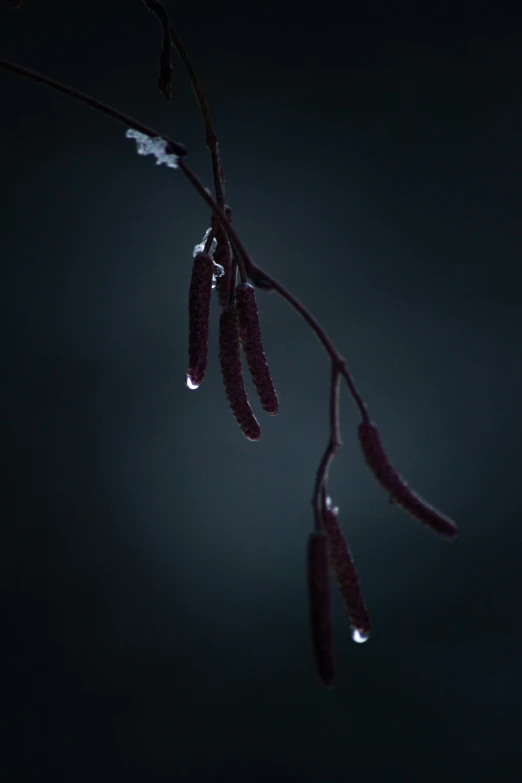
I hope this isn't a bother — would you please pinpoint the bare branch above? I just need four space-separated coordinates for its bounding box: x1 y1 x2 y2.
0 58 187 157
141 0 174 102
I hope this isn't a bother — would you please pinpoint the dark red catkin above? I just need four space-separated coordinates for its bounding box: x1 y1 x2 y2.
322 506 370 642
219 302 261 441
235 282 279 415
358 422 458 540
307 531 335 687
186 251 214 390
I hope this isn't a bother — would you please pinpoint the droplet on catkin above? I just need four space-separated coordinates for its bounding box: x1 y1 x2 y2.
185 374 199 390
212 262 224 289
186 252 214 390
351 627 370 644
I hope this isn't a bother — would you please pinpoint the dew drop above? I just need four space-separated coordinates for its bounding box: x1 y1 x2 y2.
212 262 224 289
185 374 199 390
351 627 370 644
325 496 339 515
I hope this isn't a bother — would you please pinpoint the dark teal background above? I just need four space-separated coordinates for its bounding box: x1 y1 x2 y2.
2 2 522 781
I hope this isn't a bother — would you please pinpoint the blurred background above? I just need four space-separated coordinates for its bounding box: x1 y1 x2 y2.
2 1 521 780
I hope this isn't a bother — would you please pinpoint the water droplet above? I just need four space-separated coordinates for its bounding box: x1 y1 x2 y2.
351 627 370 644
193 228 217 258
185 374 199 390
325 496 339 515
212 262 224 289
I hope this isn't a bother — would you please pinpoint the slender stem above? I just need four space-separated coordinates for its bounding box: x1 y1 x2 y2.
258 274 369 423
0 58 187 158
167 21 225 210
140 0 226 208
312 363 342 532
176 159 246 283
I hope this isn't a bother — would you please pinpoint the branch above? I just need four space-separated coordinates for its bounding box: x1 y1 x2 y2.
313 362 342 532
0 58 187 158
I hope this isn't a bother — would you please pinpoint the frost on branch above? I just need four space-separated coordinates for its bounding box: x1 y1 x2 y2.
125 128 179 169
193 227 217 259
192 227 224 289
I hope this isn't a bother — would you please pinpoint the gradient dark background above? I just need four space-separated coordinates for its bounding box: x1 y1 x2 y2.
2 2 522 781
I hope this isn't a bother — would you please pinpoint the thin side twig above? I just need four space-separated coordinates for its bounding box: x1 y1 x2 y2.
141 0 174 101
312 362 342 532
167 19 225 211
0 58 187 157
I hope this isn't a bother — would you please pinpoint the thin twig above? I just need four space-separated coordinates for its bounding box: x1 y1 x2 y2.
167 18 225 209
141 0 225 208
312 363 342 532
0 58 187 157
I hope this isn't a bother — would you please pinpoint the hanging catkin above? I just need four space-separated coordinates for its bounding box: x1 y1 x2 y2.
214 207 233 309
358 422 458 540
186 251 213 389
307 530 334 686
236 282 279 415
219 302 261 440
322 507 370 639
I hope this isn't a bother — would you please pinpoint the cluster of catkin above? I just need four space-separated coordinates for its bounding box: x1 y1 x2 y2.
307 426 458 687
186 219 278 439
186 222 458 689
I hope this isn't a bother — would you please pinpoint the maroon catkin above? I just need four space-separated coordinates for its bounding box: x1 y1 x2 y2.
358 422 458 540
186 251 214 389
219 303 261 441
307 531 334 687
235 283 279 415
322 509 370 637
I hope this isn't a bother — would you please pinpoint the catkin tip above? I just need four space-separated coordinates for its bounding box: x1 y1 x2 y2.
322 509 371 639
